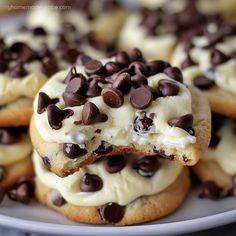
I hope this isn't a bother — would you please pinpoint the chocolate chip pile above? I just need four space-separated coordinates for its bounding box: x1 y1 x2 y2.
0 176 35 205
140 0 220 37
37 49 195 162
0 24 116 78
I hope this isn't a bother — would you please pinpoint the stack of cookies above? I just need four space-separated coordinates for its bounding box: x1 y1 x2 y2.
1 0 236 226
30 48 211 225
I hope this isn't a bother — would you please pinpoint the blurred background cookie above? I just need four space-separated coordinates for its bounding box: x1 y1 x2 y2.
172 21 236 117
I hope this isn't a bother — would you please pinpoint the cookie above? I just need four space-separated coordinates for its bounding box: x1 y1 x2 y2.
0 127 33 190
1 21 117 126
30 49 211 177
26 0 127 44
118 1 220 61
172 22 236 117
137 0 236 20
193 114 236 199
34 151 191 225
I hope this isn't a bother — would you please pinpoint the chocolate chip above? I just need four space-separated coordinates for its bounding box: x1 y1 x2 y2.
47 105 74 130
134 112 154 133
157 79 179 97
99 202 125 224
131 74 148 87
0 188 5 204
82 102 107 125
10 42 36 63
84 59 103 75
64 67 77 84
65 76 87 94
63 143 87 159
9 183 31 204
42 57 59 77
181 54 196 69
94 141 113 156
37 92 59 114
80 173 103 192
130 86 153 109
102 88 124 108
9 61 27 78
163 67 183 83
76 54 92 65
115 51 130 68
63 92 87 107
0 167 5 182
17 176 34 195
43 156 51 170
8 189 17 201
112 72 131 95
133 156 161 177
0 128 19 144
199 181 222 200
193 75 215 90
168 114 194 133
86 79 102 97
104 155 126 174
147 60 170 76
51 190 66 207
211 49 229 66
130 48 145 63
63 47 80 63
105 62 120 76
129 61 148 76
32 27 47 36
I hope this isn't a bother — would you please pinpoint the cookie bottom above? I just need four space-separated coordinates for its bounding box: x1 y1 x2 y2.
0 156 34 190
0 98 32 127
205 88 236 118
35 168 190 225
193 160 233 192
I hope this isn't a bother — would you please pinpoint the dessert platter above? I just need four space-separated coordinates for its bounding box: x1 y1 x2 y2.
0 0 236 235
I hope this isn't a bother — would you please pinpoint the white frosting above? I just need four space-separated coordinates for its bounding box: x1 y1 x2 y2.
118 14 176 61
33 58 196 154
0 134 32 166
0 72 47 106
172 25 236 96
203 120 236 176
33 151 183 206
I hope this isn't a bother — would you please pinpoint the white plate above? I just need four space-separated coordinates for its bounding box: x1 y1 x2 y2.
0 186 236 236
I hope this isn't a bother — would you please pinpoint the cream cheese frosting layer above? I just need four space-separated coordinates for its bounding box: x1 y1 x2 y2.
203 120 236 176
0 134 32 166
33 59 196 151
172 23 236 96
33 151 183 206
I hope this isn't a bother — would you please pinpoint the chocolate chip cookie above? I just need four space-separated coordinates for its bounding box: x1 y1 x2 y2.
30 49 211 177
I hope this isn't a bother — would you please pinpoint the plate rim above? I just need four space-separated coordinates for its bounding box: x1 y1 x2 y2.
0 209 236 235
